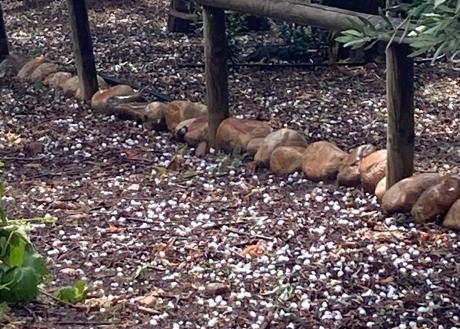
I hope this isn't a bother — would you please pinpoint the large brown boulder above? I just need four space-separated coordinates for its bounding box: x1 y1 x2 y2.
43 72 72 88
359 149 387 192
143 102 167 131
255 128 307 166
375 177 387 201
411 176 460 223
270 146 306 176
17 55 46 80
443 199 460 230
163 101 208 131
382 173 442 214
246 138 265 155
302 141 347 181
30 62 59 82
216 118 273 154
91 85 135 112
61 75 108 97
185 117 208 146
337 144 376 187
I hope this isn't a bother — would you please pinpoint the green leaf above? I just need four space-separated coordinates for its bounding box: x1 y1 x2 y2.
0 267 40 303
23 251 48 281
56 280 88 304
434 0 447 8
6 235 26 268
183 169 198 179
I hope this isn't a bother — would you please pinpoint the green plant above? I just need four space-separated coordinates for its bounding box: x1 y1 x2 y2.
336 0 460 62
280 23 330 60
0 161 49 304
56 280 88 304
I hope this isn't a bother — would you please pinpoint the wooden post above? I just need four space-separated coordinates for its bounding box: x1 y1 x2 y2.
67 0 98 101
386 43 414 189
0 2 9 62
167 0 194 33
203 6 229 146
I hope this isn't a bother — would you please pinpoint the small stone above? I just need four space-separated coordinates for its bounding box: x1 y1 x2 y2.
204 282 231 297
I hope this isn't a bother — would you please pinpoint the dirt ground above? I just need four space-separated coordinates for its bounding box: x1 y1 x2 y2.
1 0 460 328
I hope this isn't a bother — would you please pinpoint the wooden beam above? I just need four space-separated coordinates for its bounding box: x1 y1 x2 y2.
67 0 98 101
386 43 414 188
197 0 394 33
0 2 9 62
203 6 229 147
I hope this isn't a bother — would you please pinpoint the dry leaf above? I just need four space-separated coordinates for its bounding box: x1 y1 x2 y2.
240 243 266 258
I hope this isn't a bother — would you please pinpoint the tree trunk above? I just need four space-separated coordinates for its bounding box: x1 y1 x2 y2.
0 3 8 62
203 6 229 147
67 0 98 101
386 43 415 188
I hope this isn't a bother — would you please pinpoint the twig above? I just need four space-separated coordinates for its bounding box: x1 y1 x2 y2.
39 288 87 310
134 305 161 315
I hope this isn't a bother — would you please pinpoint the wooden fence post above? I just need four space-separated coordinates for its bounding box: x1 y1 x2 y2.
0 3 9 62
167 0 194 33
67 0 98 101
203 6 229 147
386 43 414 188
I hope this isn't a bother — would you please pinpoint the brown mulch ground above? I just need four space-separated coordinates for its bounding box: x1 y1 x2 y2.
1 0 460 328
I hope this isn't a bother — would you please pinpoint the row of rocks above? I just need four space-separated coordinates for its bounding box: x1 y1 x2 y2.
8 54 460 231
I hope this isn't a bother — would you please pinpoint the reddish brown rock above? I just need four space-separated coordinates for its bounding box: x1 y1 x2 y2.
164 101 207 131
255 128 307 166
30 62 59 82
143 102 167 131
43 72 72 88
302 141 347 182
411 176 460 223
443 199 460 230
91 85 135 112
62 75 108 97
360 149 387 192
185 117 208 146
382 173 443 214
337 144 376 187
269 146 306 176
375 177 387 201
216 118 273 154
246 138 265 155
17 55 46 79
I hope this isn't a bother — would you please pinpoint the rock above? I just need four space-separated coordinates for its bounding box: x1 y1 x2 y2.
174 118 197 140
360 149 387 192
23 141 44 156
269 146 305 176
254 128 307 166
0 54 28 78
91 85 134 112
61 76 80 96
30 62 59 82
246 138 265 155
443 199 460 230
164 101 208 131
411 176 460 223
195 141 208 157
302 141 347 181
216 118 273 154
62 75 108 97
43 72 72 88
204 282 231 297
110 102 149 121
375 177 387 201
382 173 443 214
185 117 208 146
17 55 46 79
143 102 167 131
337 144 376 187
75 76 109 100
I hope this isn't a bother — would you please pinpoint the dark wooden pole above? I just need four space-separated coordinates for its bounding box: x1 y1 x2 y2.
167 0 194 33
386 43 414 188
67 0 98 101
203 6 229 147
0 3 9 62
